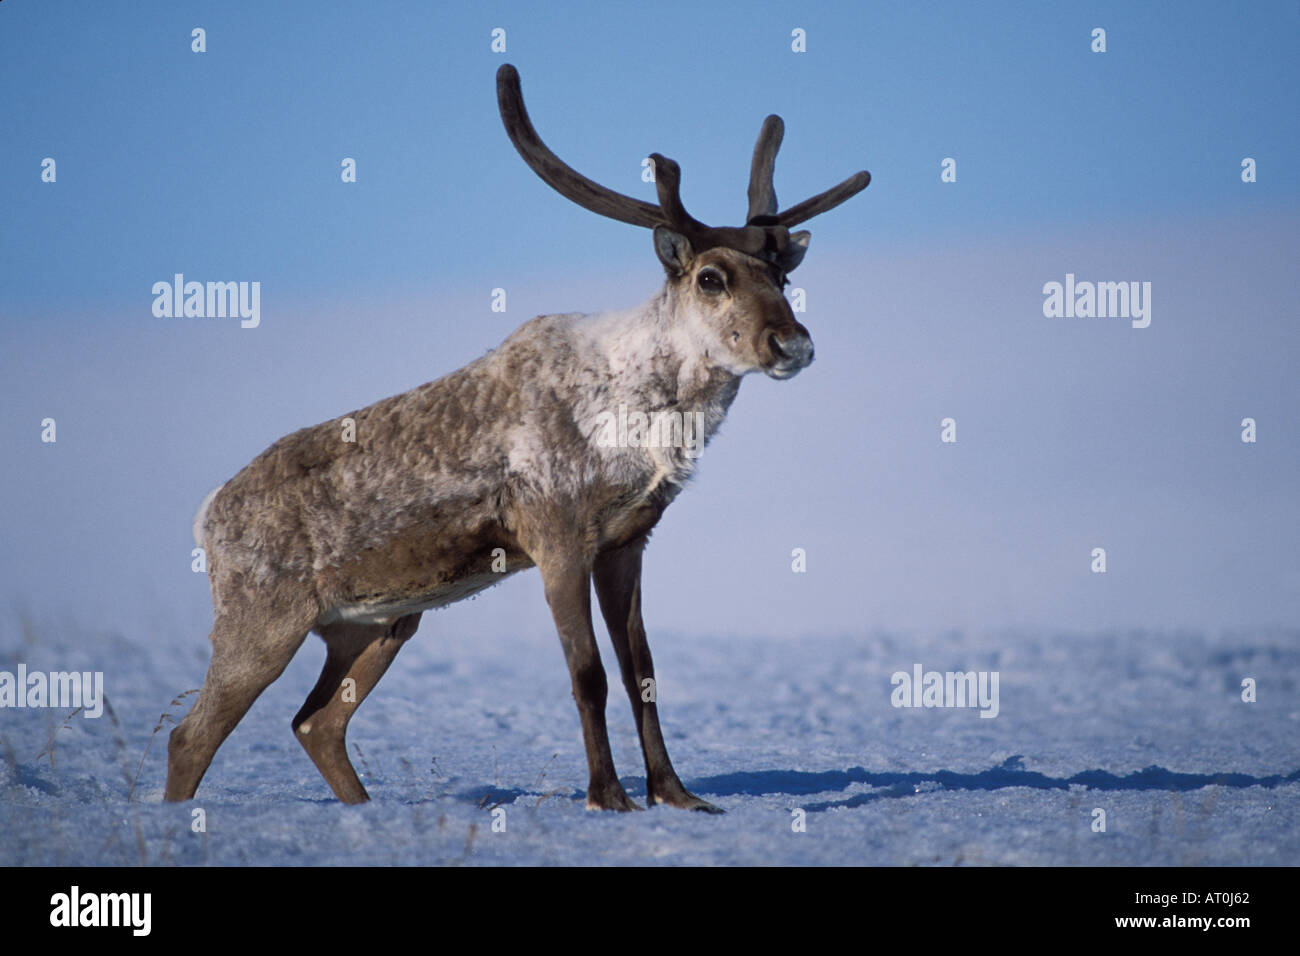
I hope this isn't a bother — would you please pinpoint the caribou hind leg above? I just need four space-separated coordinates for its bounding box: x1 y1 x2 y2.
292 614 421 804
165 601 315 801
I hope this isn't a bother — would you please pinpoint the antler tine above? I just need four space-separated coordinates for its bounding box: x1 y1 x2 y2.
649 153 709 237
746 115 784 224
496 64 663 228
776 170 872 228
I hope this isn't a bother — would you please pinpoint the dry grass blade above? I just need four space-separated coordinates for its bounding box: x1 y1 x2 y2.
35 706 83 768
129 689 198 802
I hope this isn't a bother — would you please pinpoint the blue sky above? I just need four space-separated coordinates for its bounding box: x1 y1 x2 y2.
1 1 1297 643
4 0 1294 307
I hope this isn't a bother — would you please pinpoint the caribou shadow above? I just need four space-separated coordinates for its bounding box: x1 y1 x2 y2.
686 755 1300 812
449 756 1299 812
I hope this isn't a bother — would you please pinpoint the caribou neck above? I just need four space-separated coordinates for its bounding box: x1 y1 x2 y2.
587 283 742 424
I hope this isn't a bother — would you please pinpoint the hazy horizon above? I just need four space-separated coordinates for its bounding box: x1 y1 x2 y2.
2 1 1297 649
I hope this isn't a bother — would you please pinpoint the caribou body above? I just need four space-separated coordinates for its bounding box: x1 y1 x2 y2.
165 65 869 811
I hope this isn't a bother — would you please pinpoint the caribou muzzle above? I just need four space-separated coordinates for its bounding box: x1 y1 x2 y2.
762 325 815 379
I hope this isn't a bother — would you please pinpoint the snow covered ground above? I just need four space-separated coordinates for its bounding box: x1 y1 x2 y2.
2 618 1296 866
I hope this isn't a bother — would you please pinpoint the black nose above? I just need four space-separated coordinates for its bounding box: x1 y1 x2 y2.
770 332 814 367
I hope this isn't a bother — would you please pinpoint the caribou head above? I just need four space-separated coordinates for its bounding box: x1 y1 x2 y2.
496 64 870 381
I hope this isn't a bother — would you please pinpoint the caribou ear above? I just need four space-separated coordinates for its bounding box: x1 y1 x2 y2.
780 230 811 273
653 226 694 276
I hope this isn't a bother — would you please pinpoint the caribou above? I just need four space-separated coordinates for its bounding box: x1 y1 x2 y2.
165 64 870 812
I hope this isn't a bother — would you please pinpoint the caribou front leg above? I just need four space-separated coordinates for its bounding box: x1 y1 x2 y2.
593 538 723 813
534 546 642 811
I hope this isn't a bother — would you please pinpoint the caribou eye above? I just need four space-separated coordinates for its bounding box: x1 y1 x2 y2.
697 268 726 294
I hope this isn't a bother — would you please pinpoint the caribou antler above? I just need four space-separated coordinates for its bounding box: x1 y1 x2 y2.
497 64 661 228
497 63 870 269
747 115 784 224
775 170 873 228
